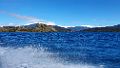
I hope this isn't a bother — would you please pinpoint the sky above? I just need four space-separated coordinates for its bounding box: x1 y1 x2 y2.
0 0 120 27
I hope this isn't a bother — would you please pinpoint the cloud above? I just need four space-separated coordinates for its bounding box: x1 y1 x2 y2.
0 10 40 23
0 10 56 25
58 25 75 28
8 23 14 26
9 13 42 23
81 25 103 28
10 13 56 25
46 21 56 25
81 25 94 28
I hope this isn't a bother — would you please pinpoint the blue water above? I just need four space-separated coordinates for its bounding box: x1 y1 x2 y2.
0 32 120 68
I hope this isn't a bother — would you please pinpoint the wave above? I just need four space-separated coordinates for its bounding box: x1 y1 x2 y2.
0 46 102 68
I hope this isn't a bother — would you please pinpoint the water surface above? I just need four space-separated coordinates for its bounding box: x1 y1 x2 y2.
0 32 120 68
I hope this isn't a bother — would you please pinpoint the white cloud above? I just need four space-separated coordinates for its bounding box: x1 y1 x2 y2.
0 10 56 25
8 23 14 26
9 13 41 23
81 25 95 28
46 21 56 25
9 13 57 25
59 25 103 28
59 25 75 28
81 25 103 28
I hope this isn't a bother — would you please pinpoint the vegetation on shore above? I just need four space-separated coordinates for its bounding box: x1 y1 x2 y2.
0 23 120 32
83 25 120 32
0 23 72 32
0 23 57 32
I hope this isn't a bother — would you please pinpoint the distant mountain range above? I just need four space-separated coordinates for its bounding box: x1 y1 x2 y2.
0 23 120 32
23 23 91 32
67 26 89 32
83 24 120 32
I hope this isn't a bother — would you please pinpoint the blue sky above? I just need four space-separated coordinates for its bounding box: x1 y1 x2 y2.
0 0 120 26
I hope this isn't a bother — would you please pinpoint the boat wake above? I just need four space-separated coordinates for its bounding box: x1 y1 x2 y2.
0 46 101 68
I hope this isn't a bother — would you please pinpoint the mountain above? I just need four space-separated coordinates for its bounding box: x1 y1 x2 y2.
24 23 71 32
52 25 71 32
67 26 89 32
82 24 120 32
0 23 57 32
1 23 120 32
113 24 120 28
0 23 72 32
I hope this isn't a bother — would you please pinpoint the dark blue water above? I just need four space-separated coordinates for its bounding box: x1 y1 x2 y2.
0 32 120 68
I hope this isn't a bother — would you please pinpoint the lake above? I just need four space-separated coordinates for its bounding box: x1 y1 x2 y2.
0 32 120 68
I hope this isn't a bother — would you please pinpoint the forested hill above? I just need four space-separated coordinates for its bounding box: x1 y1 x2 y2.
0 23 120 32
0 23 56 32
82 24 120 32
0 23 72 32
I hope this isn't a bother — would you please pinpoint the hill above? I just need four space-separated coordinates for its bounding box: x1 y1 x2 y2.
82 24 120 32
0 23 57 32
1 23 120 32
67 26 89 32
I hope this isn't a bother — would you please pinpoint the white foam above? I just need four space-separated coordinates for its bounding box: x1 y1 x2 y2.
0 46 99 68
